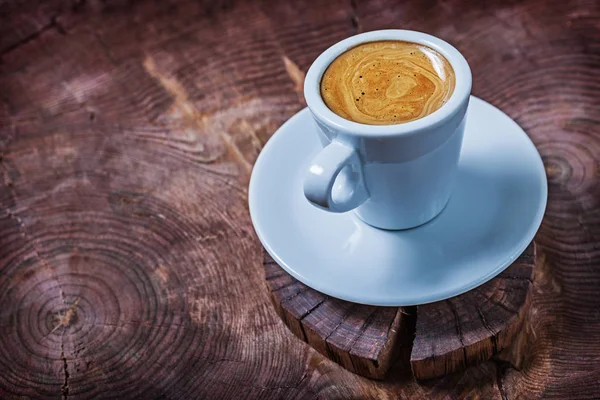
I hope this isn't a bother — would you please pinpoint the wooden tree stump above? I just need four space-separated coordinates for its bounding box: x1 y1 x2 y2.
3 0 600 397
265 242 536 380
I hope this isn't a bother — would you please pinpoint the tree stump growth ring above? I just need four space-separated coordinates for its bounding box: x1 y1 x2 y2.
264 242 536 380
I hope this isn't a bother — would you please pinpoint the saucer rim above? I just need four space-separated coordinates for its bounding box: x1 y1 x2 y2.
249 96 547 306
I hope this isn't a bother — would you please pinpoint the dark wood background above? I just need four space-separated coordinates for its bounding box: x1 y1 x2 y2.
1 0 599 398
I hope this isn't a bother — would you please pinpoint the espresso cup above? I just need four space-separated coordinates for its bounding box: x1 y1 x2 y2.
303 30 472 230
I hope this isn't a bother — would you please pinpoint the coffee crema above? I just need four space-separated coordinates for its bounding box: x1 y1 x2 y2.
320 41 455 125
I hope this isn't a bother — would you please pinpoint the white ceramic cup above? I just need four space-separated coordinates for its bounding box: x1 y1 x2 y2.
303 30 472 230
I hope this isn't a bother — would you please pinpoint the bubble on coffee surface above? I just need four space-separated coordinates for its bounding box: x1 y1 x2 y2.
320 41 455 125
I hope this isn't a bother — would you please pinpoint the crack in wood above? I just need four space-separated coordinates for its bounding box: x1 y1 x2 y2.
50 298 81 335
447 300 468 367
263 257 279 267
280 286 311 304
1 16 64 57
299 298 326 322
400 306 417 353
0 166 74 366
268 239 534 381
324 305 356 343
271 279 302 293
475 303 498 354
264 269 289 280
60 343 70 399
347 308 378 355
0 0 577 395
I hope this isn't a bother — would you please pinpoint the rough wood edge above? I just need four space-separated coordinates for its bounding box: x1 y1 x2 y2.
410 243 536 380
265 242 536 381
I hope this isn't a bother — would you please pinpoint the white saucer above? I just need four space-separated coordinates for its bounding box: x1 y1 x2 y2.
249 96 547 306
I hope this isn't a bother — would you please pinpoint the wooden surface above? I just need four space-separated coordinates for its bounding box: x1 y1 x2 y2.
265 252 412 381
411 243 535 380
1 0 599 398
266 243 535 381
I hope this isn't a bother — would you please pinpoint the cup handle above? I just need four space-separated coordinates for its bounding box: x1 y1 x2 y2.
303 141 369 212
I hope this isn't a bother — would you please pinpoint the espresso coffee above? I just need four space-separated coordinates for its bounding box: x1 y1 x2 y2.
320 41 455 125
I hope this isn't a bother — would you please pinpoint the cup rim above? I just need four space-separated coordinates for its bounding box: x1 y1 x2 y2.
304 29 472 137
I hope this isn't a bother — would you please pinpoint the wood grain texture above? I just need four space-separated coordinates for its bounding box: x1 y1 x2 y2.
411 243 535 380
265 252 412 380
1 0 599 398
265 243 535 381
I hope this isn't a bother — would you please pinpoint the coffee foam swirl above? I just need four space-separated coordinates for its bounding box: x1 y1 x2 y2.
320 41 455 125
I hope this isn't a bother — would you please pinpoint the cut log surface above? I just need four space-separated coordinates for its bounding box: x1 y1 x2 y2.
265 252 412 380
411 243 535 380
266 243 535 381
1 0 600 399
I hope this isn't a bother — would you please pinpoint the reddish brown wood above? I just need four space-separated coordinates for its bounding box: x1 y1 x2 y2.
411 243 535 380
266 243 535 381
1 0 599 398
265 252 413 380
